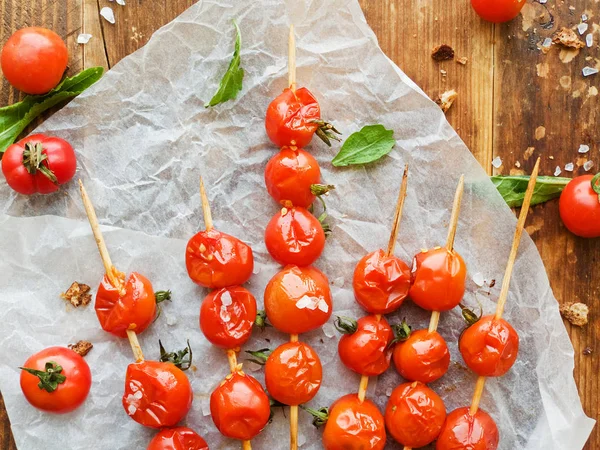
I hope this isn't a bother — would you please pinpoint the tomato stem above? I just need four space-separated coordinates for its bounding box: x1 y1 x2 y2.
155 290 172 304
334 316 358 334
22 142 58 184
310 119 342 147
300 405 329 428
459 302 482 326
310 184 335 197
390 319 412 345
254 310 270 329
20 361 66 393
244 348 271 365
158 339 193 370
591 172 600 203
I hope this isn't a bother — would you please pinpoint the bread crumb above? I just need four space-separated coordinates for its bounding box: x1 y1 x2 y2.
60 282 92 307
435 89 458 113
68 340 93 357
559 302 589 327
431 44 455 61
552 27 585 49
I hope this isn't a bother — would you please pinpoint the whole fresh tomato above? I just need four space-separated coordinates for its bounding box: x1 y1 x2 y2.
200 286 257 349
471 0 526 23
264 265 332 334
409 247 467 311
459 315 519 377
210 372 270 441
352 249 411 315
322 394 386 450
385 381 446 448
436 407 499 450
337 315 393 376
147 427 208 450
265 206 325 266
20 346 91 414
185 228 254 288
1 27 68 94
393 329 450 383
2 134 76 195
123 360 193 428
265 341 322 405
559 174 600 238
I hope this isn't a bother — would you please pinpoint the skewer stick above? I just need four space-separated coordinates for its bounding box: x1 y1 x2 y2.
227 349 238 373
288 25 296 92
357 375 369 403
403 447 411 450
290 404 299 450
385 164 409 257
126 329 145 362
242 441 252 450
199 177 213 231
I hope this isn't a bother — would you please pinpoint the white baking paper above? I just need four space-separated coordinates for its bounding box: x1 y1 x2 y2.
0 0 595 449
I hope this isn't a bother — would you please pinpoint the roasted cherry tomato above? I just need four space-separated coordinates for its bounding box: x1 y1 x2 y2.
1 27 68 94
459 315 519 377
338 315 393 376
20 346 91 414
210 372 270 441
264 265 332 334
2 134 76 195
147 427 209 450
352 249 411 315
123 360 192 428
322 394 386 450
185 228 253 288
471 0 526 24
385 381 446 448
436 407 499 450
409 247 467 311
200 286 257 349
559 174 600 238
393 329 450 383
265 206 325 266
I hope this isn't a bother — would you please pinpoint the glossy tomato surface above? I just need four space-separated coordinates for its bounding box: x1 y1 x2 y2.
210 372 270 440
322 394 386 450
264 265 332 334
352 249 411 315
436 407 499 450
409 247 467 311
459 315 519 377
559 174 600 238
393 329 450 383
385 382 446 448
147 427 208 450
123 361 193 428
471 0 526 23
20 346 91 414
185 229 253 288
200 286 257 349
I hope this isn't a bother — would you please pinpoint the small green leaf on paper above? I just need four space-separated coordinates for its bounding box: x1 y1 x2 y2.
332 124 395 167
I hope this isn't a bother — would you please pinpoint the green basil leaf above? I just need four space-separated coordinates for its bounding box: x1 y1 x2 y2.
332 124 395 167
592 173 600 201
491 175 571 208
205 21 244 108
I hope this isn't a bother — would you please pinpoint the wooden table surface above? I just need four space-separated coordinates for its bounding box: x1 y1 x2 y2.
1 0 598 448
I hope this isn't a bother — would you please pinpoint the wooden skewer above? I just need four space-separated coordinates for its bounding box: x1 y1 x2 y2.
126 329 144 362
385 164 409 257
289 332 299 450
242 441 252 450
199 176 213 231
288 25 296 92
227 349 238 373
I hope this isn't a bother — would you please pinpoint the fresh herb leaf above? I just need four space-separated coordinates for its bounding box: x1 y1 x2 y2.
205 21 244 108
332 124 395 167
491 175 571 208
592 173 600 201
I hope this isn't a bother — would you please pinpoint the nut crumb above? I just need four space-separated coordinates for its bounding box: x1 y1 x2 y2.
435 89 458 113
431 44 455 61
68 340 93 357
559 302 589 327
61 282 92 307
552 27 585 49
456 56 468 65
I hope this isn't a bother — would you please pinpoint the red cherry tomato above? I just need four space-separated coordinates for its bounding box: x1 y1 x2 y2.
2 134 76 195
436 407 499 450
459 315 519 377
352 249 411 315
210 372 270 441
322 394 386 450
265 341 322 405
1 27 68 94
147 427 209 450
264 265 332 334
95 271 156 338
200 286 257 349
338 315 393 376
385 381 446 448
409 247 467 311
393 329 450 383
471 0 526 23
559 174 600 238
20 346 91 414
123 360 193 428
185 228 254 288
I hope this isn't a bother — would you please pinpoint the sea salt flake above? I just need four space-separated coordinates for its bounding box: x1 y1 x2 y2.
100 7 115 24
584 160 594 171
252 265 261 274
201 397 211 417
166 314 177 326
386 387 393 396
492 156 503 168
565 162 575 172
472 272 485 287
582 13 588 21
577 23 588 35
554 166 562 176
221 291 233 307
542 37 552 48
582 67 599 77
77 33 92 44
129 382 139 392
298 433 307 447
219 306 231 323
127 404 136 415
322 322 336 338
317 300 330 313
578 144 590 154
296 295 314 309
133 391 142 400
116 0 126 4
586 34 593 47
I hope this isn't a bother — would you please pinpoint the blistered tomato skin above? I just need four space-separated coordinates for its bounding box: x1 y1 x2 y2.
352 249 411 315
185 229 254 288
436 407 499 450
471 0 526 24
322 394 386 450
559 174 600 238
200 286 257 349
459 315 519 377
147 427 209 450
393 329 450 383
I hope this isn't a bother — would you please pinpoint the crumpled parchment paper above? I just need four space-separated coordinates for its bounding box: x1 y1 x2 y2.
0 0 595 449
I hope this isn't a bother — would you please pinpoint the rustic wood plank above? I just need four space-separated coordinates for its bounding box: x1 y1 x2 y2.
82 0 109 70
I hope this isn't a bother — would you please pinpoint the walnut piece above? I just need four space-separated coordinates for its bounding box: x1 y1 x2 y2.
552 27 585 49
61 282 92 307
431 44 455 61
559 302 589 327
435 89 458 113
68 340 93 357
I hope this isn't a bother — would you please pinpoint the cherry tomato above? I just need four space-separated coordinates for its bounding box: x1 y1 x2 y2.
471 0 526 24
338 315 393 376
2 134 76 195
559 174 600 238
385 381 446 448
147 427 209 450
322 394 386 450
95 271 156 338
436 407 499 450
123 360 193 428
409 247 467 311
210 372 270 441
264 265 332 334
459 315 519 377
393 329 450 383
352 249 411 315
1 27 68 94
20 346 91 414
185 228 254 288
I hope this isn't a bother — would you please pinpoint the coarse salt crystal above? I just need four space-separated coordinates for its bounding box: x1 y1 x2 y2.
252 265 261 274
219 306 231 323
77 33 92 44
586 34 593 48
298 433 307 447
129 382 139 392
565 162 575 172
542 37 553 48
554 166 562 176
578 23 588 35
201 397 211 416
472 272 485 287
386 387 393 396
133 390 142 400
333 277 344 287
578 144 590 154
100 7 115 23
127 404 136 415
116 0 126 4
296 295 314 310
582 67 599 77
166 314 177 326
582 13 588 21
317 300 329 313
492 156 502 168
322 322 336 338
220 291 233 307
584 160 595 171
